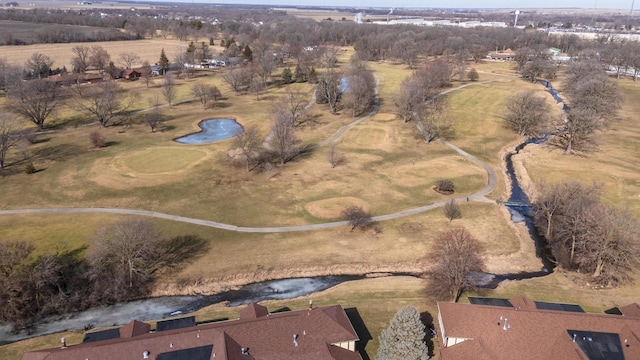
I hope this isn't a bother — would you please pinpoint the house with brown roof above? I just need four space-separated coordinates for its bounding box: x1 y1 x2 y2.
45 73 105 86
437 296 640 360
487 48 515 61
123 69 142 80
22 303 362 360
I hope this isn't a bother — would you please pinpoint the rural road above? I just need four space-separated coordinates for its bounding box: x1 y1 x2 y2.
0 80 499 233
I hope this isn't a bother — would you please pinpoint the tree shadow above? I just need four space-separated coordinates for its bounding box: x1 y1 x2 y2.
32 143 85 162
270 306 292 314
420 311 436 358
159 235 211 269
212 102 231 109
345 307 372 360
104 141 120 147
160 124 176 132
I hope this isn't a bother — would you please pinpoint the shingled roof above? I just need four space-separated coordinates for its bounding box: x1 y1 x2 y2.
437 296 640 360
22 304 361 360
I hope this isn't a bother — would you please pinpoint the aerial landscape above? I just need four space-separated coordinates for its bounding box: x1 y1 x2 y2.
0 0 639 359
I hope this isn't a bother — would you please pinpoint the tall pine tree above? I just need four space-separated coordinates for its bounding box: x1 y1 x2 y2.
376 306 428 360
158 48 169 74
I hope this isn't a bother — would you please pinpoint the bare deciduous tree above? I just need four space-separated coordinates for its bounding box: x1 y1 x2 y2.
552 108 600 154
7 79 61 130
341 205 372 232
415 97 453 143
426 227 484 302
71 45 90 73
89 130 106 148
316 69 341 114
395 77 424 123
88 219 163 289
162 72 177 107
231 126 262 171
140 61 153 88
270 109 298 164
343 59 376 117
327 143 344 168
190 83 222 109
533 181 640 286
0 115 20 169
24 52 53 79
74 79 137 127
118 52 140 69
222 67 252 94
89 46 111 72
145 96 164 132
444 199 462 222
273 86 310 127
504 91 551 137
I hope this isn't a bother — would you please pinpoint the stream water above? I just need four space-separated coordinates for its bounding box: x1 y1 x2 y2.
0 276 364 343
468 80 565 287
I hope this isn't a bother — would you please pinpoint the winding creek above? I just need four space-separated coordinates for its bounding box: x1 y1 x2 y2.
1 80 567 343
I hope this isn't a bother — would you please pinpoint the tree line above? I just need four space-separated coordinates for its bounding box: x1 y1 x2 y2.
0 219 208 333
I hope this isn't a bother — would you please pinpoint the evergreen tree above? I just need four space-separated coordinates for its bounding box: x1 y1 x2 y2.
243 45 253 61
293 64 305 83
158 48 169 74
209 37 215 46
281 67 293 84
376 306 429 360
308 66 318 83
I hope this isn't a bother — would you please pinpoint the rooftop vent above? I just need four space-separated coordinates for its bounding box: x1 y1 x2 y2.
293 334 299 347
241 347 249 356
143 350 150 359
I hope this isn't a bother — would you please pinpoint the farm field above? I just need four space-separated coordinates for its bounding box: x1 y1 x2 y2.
0 38 213 70
1 39 640 360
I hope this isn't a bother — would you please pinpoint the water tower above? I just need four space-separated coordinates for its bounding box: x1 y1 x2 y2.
514 10 521 27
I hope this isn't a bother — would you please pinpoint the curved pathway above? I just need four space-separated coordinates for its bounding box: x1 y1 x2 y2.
0 80 501 233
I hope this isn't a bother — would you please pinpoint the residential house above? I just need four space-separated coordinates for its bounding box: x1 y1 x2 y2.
488 48 516 61
123 69 141 80
45 73 105 86
437 295 640 360
22 303 362 360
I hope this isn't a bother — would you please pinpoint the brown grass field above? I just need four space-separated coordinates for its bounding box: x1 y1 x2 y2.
0 39 222 71
1 43 640 359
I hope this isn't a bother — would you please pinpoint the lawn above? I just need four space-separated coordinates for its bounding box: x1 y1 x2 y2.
519 78 640 216
2 54 639 359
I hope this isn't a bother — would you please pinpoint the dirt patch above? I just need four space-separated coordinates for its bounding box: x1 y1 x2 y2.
397 222 426 234
305 197 369 219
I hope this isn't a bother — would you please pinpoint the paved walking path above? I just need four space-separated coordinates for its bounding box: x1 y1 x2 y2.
0 80 500 233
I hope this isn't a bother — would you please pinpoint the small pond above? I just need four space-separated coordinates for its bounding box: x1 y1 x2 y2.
175 119 243 144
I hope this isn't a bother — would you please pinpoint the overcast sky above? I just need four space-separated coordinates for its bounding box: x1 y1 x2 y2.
205 0 635 10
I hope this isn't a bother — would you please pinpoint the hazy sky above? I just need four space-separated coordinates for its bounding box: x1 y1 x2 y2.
206 0 636 10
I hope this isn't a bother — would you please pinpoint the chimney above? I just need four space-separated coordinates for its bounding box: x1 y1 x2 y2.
309 299 313 310
60 337 67 348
